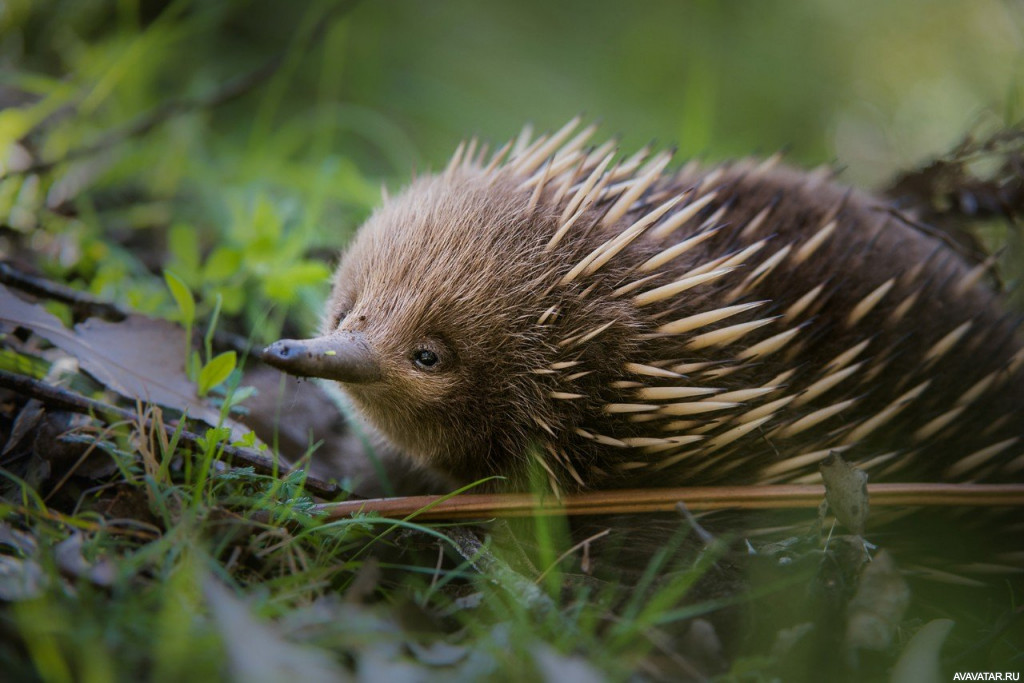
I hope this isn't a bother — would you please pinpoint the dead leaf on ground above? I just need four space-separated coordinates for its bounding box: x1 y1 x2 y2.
846 550 911 656
889 618 954 683
54 533 117 587
0 556 47 601
0 523 37 556
203 576 351 683
407 640 467 667
532 643 608 683
3 357 78 460
0 282 242 433
820 451 870 535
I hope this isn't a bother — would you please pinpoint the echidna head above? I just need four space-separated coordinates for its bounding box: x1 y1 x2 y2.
263 165 609 485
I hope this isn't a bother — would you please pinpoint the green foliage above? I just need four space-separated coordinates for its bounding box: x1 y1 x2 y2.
163 269 194 329
197 351 236 396
0 0 384 346
0 431 356 681
0 348 50 379
163 269 236 396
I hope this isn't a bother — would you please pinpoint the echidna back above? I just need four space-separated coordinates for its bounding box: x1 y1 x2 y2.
579 159 1024 487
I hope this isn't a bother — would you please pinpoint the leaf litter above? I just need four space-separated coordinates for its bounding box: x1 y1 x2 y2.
0 282 245 434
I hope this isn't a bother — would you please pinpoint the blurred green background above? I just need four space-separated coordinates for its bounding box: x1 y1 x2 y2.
1 0 1022 335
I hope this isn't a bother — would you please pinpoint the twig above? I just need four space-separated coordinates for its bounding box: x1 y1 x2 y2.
312 483 1024 521
0 262 128 321
8 504 160 541
534 528 611 584
447 526 561 620
0 369 341 499
883 124 1024 237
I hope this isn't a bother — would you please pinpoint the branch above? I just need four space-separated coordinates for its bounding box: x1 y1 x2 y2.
0 369 341 499
0 262 130 321
883 123 1024 265
312 483 1024 521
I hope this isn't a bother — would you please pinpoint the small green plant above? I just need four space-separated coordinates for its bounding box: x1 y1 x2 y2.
163 269 236 398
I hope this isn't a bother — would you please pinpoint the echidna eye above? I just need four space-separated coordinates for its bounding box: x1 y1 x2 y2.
413 349 439 369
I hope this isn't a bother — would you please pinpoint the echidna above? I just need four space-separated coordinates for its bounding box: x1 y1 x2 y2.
262 118 1024 494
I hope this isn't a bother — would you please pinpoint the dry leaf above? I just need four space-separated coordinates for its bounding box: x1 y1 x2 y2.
820 451 870 535
532 644 608 683
0 556 47 601
54 533 116 587
846 550 911 655
203 576 350 683
889 618 954 683
0 282 236 431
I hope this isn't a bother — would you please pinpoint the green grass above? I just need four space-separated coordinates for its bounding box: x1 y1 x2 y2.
0 411 738 681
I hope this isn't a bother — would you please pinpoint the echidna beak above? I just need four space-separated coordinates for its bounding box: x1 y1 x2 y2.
260 331 381 384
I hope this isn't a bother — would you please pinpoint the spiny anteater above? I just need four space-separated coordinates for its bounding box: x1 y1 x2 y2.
262 118 1024 494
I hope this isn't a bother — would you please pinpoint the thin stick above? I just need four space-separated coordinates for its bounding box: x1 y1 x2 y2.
534 528 611 584
0 262 129 321
0 369 341 499
312 483 1024 521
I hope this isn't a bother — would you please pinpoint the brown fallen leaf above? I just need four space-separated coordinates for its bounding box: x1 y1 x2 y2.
203 576 351 683
845 550 911 656
889 618 954 683
54 533 116 587
3 356 78 459
0 282 239 432
0 556 47 601
820 451 870 535
532 643 608 683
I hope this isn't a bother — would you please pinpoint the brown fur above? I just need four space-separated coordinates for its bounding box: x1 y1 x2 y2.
323 123 1024 492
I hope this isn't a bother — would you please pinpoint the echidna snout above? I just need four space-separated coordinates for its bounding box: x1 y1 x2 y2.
262 119 1024 493
262 332 380 383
